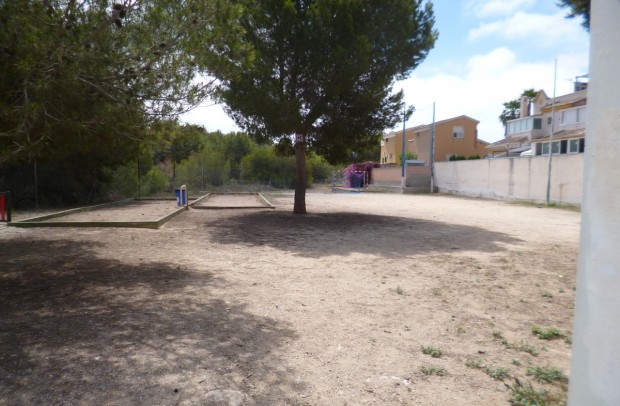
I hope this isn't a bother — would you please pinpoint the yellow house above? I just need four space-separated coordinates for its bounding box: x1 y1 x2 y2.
381 115 489 164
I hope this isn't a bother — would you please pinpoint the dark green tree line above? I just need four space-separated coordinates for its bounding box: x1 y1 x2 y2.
0 0 249 203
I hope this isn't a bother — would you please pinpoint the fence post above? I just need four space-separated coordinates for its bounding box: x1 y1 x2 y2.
0 192 11 222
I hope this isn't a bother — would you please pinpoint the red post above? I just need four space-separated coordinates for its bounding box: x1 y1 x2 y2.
0 194 4 221
0 192 10 222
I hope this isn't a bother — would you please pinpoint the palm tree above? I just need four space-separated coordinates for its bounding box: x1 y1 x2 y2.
521 88 537 116
499 99 520 126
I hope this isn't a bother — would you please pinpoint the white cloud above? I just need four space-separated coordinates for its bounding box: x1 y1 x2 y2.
394 47 589 143
468 11 585 46
466 0 535 18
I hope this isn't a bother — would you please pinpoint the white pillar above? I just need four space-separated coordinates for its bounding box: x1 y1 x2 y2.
568 1 620 404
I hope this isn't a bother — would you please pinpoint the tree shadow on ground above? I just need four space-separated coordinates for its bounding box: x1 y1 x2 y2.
203 211 522 258
0 239 301 405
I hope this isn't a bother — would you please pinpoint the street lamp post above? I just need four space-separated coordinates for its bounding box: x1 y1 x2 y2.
401 104 415 190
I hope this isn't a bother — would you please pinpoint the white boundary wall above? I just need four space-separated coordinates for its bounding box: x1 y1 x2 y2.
434 154 583 205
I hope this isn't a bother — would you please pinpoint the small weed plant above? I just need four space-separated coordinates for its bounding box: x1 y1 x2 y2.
532 326 565 340
540 291 553 298
420 366 446 376
485 366 510 380
421 346 443 358
465 359 484 369
505 379 565 406
502 339 538 356
526 366 568 384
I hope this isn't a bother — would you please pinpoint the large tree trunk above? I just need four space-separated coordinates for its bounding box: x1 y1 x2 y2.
293 133 307 214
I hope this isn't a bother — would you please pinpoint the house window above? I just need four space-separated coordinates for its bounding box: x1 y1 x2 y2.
560 140 568 154
579 138 585 153
453 126 464 138
551 141 560 154
535 143 543 155
533 118 542 130
542 142 550 155
547 117 552 125
569 139 579 153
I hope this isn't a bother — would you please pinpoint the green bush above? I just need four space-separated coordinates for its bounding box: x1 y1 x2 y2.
240 147 297 188
140 166 170 196
102 163 139 200
308 153 334 183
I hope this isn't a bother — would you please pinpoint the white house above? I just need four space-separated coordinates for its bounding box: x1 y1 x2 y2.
486 84 587 157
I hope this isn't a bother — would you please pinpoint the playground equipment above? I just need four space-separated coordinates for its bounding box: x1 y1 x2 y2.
0 192 11 222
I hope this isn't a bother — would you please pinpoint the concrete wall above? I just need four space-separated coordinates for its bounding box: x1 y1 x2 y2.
434 154 583 205
372 166 431 185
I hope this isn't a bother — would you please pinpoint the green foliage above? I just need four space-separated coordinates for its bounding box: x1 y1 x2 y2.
505 379 565 406
151 122 207 165
140 167 170 196
240 147 297 189
449 154 481 161
465 359 510 380
485 366 510 380
420 366 446 376
0 0 248 163
502 339 539 356
465 359 484 369
531 327 565 340
101 163 140 200
526 367 568 384
499 99 521 125
421 346 443 358
0 0 249 204
558 0 590 30
224 132 255 180
398 152 418 166
307 153 334 183
499 89 539 127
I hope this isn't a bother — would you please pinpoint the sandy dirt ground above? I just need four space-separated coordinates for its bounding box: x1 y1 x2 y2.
0 191 580 405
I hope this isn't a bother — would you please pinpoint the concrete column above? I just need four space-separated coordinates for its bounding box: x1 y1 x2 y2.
568 1 620 405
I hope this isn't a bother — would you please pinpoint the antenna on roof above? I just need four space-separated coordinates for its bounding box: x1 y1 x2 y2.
574 73 589 92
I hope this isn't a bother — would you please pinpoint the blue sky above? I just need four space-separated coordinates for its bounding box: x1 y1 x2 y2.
181 0 590 143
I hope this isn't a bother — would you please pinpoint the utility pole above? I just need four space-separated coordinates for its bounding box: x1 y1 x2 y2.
401 104 406 190
429 102 436 193
546 58 557 205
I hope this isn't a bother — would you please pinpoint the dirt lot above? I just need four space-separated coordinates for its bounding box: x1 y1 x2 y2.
0 191 580 405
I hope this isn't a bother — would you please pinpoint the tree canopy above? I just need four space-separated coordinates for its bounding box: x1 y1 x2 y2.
558 0 590 31
215 0 438 213
0 0 249 164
